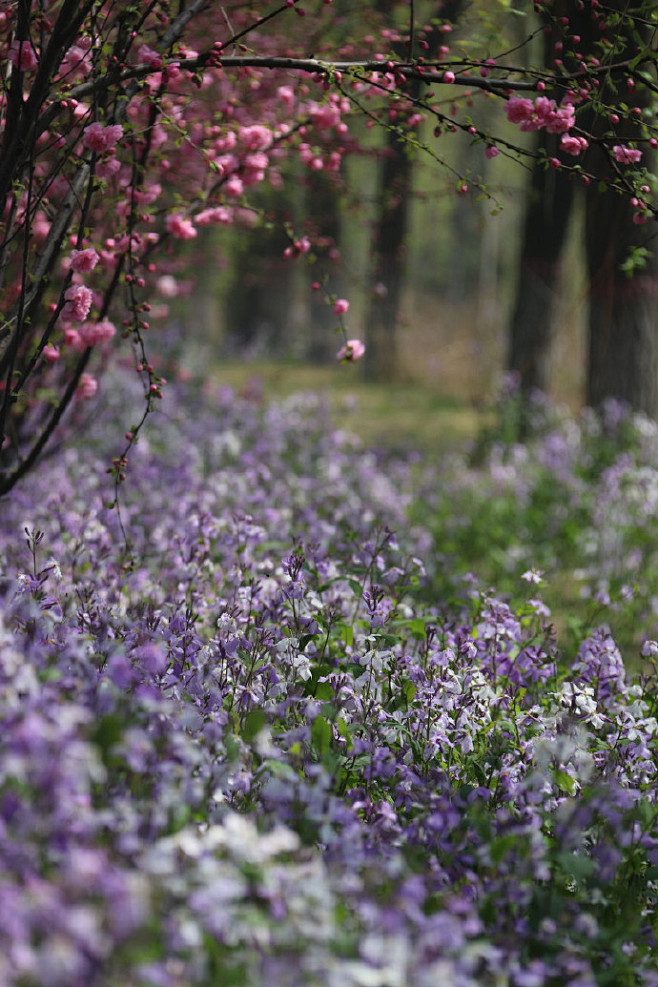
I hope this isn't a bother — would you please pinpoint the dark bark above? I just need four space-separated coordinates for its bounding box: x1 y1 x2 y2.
580 2 658 415
363 134 414 381
364 0 466 381
507 134 576 394
306 171 346 363
585 153 658 416
508 0 658 416
224 222 297 356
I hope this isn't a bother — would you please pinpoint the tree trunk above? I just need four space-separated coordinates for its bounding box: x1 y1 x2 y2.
305 171 346 363
363 135 413 381
507 133 576 394
582 1 658 416
224 220 297 357
363 0 466 382
585 164 658 416
507 0 658 416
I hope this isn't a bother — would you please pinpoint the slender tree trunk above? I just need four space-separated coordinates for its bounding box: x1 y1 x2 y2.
507 9 578 396
508 0 657 416
224 220 296 356
306 171 346 363
583 2 658 416
507 133 575 394
363 135 413 381
585 157 658 416
364 0 465 381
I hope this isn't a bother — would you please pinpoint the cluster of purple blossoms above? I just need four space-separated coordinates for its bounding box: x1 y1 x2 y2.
1 371 657 984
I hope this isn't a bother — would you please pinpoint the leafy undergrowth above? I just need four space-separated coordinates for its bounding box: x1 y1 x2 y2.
1 374 658 985
415 385 658 661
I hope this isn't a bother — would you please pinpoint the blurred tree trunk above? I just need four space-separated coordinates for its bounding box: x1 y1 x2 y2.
507 16 576 396
306 171 346 363
586 195 658 413
507 0 658 417
584 43 658 415
364 0 465 382
364 134 414 381
224 219 297 357
507 133 575 394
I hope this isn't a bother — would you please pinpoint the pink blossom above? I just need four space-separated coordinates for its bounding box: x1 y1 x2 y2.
277 86 295 108
32 213 51 242
156 275 179 298
165 213 197 240
336 339 365 362
63 327 85 352
224 175 244 197
137 44 162 70
42 344 60 363
96 156 121 180
133 184 161 206
506 95 575 134
529 96 555 130
62 285 92 322
442 71 455 84
8 40 39 71
76 373 98 401
612 144 642 164
195 206 232 225
82 122 124 153
310 102 341 129
214 132 236 153
70 247 99 273
560 134 588 156
485 146 499 159
283 236 311 258
544 104 575 134
79 318 116 346
505 97 535 126
239 125 272 150
333 298 350 316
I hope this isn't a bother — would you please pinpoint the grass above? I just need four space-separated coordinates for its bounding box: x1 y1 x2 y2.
209 360 489 454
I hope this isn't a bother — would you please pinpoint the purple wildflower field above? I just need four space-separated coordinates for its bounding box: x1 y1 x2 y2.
2 371 658 986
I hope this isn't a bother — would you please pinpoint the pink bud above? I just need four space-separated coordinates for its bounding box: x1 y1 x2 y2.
336 339 365 362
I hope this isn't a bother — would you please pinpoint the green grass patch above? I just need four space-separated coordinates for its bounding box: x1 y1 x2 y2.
212 360 488 453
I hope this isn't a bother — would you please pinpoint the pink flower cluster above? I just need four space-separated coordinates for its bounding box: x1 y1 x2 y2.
70 247 99 273
505 96 575 134
8 40 39 71
283 236 310 258
165 214 197 240
62 284 92 322
75 373 98 401
239 125 272 151
65 319 116 352
612 144 643 165
336 339 365 362
82 122 124 154
561 134 588 156
137 44 162 70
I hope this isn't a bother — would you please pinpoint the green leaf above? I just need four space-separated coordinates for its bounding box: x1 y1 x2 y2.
311 716 332 755
348 578 364 598
406 617 428 640
554 851 594 882
241 708 266 742
553 769 577 795
338 623 353 648
403 679 417 703
91 714 123 760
